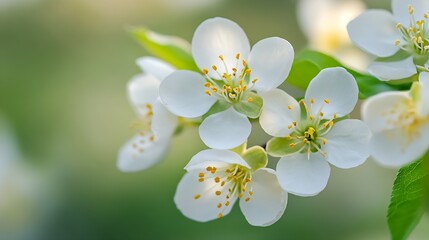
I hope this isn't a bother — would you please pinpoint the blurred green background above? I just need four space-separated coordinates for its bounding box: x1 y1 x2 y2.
0 0 428 239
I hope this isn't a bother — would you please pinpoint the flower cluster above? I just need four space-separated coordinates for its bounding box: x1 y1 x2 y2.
118 0 429 227
118 17 375 226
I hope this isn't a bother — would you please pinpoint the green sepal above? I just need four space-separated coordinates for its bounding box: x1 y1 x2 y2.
202 100 230 120
233 92 263 119
231 141 247 155
131 27 199 71
241 146 268 171
266 137 300 157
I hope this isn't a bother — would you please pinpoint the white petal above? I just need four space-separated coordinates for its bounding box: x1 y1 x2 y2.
174 170 238 222
392 0 429 26
159 70 216 118
192 17 250 79
199 108 251 150
370 125 429 167
305 67 358 118
151 99 178 139
361 91 411 133
136 57 175 81
347 9 401 57
240 168 287 227
117 135 169 172
259 89 300 137
323 119 371 169
185 149 250 171
276 153 330 197
127 74 160 115
418 72 429 116
367 57 417 81
248 37 294 92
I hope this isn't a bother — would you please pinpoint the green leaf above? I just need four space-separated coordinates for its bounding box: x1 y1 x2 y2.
286 49 408 99
387 154 429 240
233 92 263 119
131 28 199 71
241 146 268 171
266 137 300 157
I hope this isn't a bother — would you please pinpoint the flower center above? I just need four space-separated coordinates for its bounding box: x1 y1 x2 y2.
193 164 253 219
129 103 155 158
383 99 429 148
395 5 429 58
201 53 258 104
286 98 337 159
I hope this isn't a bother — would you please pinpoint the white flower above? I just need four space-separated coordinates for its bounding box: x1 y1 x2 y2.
297 0 368 71
260 67 371 196
174 148 287 227
361 72 429 167
159 17 294 150
347 0 429 80
0 115 44 237
117 57 178 172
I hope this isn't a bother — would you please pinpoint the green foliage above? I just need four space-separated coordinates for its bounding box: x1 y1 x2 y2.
241 146 268 171
387 153 429 240
131 28 199 71
287 49 409 99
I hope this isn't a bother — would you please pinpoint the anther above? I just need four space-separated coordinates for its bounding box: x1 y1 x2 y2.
217 203 222 208
289 143 295 148
395 40 401 46
247 97 253 103
194 194 201 200
219 55 224 61
236 53 240 59
212 65 217 71
202 68 209 74
215 191 222 196
408 5 414 15
288 105 292 110
225 201 230 206
310 98 315 104
205 90 212 96
218 213 223 219
214 177 220 183
204 82 211 87
198 172 204 177
198 178 204 182
324 99 330 104
245 197 251 202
